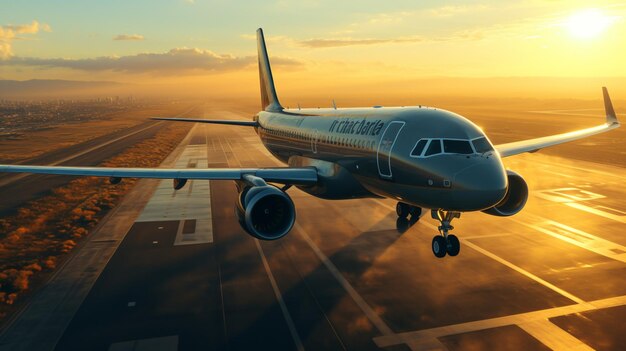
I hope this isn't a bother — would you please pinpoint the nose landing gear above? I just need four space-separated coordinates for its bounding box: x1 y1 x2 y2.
394 204 461 258
431 209 461 258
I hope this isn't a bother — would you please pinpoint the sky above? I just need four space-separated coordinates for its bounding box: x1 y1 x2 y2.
1 0 625 100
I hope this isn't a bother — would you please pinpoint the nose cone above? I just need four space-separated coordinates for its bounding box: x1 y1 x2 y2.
452 159 507 211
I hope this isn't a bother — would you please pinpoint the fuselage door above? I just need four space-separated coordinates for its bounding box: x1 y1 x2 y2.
376 121 405 179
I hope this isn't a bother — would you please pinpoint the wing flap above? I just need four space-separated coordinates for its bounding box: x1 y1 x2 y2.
0 165 317 185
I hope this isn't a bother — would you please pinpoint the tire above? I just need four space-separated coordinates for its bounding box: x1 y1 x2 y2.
396 202 409 218
432 236 447 258
409 206 422 218
447 234 460 256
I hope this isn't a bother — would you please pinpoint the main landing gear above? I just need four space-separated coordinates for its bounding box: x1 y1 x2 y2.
431 209 461 258
396 202 422 219
395 202 422 233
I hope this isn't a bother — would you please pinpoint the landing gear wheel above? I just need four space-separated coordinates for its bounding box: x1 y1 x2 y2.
446 234 460 256
409 206 422 218
432 236 447 258
396 202 410 218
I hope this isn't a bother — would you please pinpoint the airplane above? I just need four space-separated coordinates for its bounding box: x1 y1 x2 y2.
0 28 620 258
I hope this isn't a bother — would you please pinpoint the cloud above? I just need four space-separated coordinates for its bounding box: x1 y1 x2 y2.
427 5 488 17
299 37 424 48
113 34 144 41
1 47 302 74
0 20 51 58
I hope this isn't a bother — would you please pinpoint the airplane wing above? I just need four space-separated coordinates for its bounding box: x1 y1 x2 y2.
152 117 259 126
0 165 317 185
495 87 620 158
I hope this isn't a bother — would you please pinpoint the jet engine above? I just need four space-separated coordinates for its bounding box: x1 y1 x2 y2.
482 170 528 217
236 185 296 240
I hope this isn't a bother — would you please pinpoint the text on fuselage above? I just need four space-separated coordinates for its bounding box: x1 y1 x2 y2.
328 119 385 136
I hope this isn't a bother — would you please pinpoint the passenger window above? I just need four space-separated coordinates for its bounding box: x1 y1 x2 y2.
443 140 473 154
424 139 441 156
411 139 428 157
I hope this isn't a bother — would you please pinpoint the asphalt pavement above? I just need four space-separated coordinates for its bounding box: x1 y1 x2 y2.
1 108 625 351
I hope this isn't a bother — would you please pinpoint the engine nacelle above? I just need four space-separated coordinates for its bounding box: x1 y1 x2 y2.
482 170 528 217
236 185 296 240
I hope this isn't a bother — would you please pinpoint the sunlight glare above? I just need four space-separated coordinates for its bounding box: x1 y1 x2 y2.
565 9 614 39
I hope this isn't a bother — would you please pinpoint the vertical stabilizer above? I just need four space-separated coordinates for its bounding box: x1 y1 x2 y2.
257 28 283 112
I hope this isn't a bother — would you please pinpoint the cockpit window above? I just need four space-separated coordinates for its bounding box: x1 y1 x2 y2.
443 139 473 154
472 137 494 153
424 139 441 156
411 139 428 157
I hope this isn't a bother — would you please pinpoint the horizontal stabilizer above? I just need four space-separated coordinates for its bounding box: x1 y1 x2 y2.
152 117 258 126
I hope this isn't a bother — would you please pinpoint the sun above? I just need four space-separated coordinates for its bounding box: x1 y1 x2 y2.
565 9 614 39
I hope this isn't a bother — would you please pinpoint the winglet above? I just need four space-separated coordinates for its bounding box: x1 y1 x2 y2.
603 87 618 125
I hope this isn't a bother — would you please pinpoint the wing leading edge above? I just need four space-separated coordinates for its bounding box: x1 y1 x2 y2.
0 165 317 185
152 117 259 126
496 87 620 158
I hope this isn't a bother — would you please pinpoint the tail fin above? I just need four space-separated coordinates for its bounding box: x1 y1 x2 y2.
257 28 283 112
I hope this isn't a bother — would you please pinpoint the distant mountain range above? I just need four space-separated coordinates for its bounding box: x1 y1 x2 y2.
0 79 128 99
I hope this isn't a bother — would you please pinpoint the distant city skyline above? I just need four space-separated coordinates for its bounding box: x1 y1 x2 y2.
1 1 625 100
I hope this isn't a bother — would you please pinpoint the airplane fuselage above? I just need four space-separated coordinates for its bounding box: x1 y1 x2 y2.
255 106 509 212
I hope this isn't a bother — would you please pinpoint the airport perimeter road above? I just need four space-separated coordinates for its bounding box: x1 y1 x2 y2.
3 109 626 350
0 105 199 216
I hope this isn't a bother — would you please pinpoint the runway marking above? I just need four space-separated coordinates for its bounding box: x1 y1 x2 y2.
566 202 626 224
108 335 179 351
535 187 605 203
370 199 625 349
512 215 626 263
136 143 214 245
535 187 626 224
373 199 583 304
374 294 626 348
540 169 577 179
462 240 585 304
254 240 304 351
294 222 424 351
518 319 594 351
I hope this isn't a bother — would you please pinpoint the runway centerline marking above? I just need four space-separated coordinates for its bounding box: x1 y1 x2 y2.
254 240 304 351
294 223 425 351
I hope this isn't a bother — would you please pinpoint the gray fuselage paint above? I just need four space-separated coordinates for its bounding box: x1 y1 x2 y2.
255 106 509 212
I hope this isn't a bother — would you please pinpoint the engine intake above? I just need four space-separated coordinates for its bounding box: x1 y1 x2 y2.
236 185 296 240
483 170 528 217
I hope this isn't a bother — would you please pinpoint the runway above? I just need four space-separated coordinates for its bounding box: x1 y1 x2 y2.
1 108 625 350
